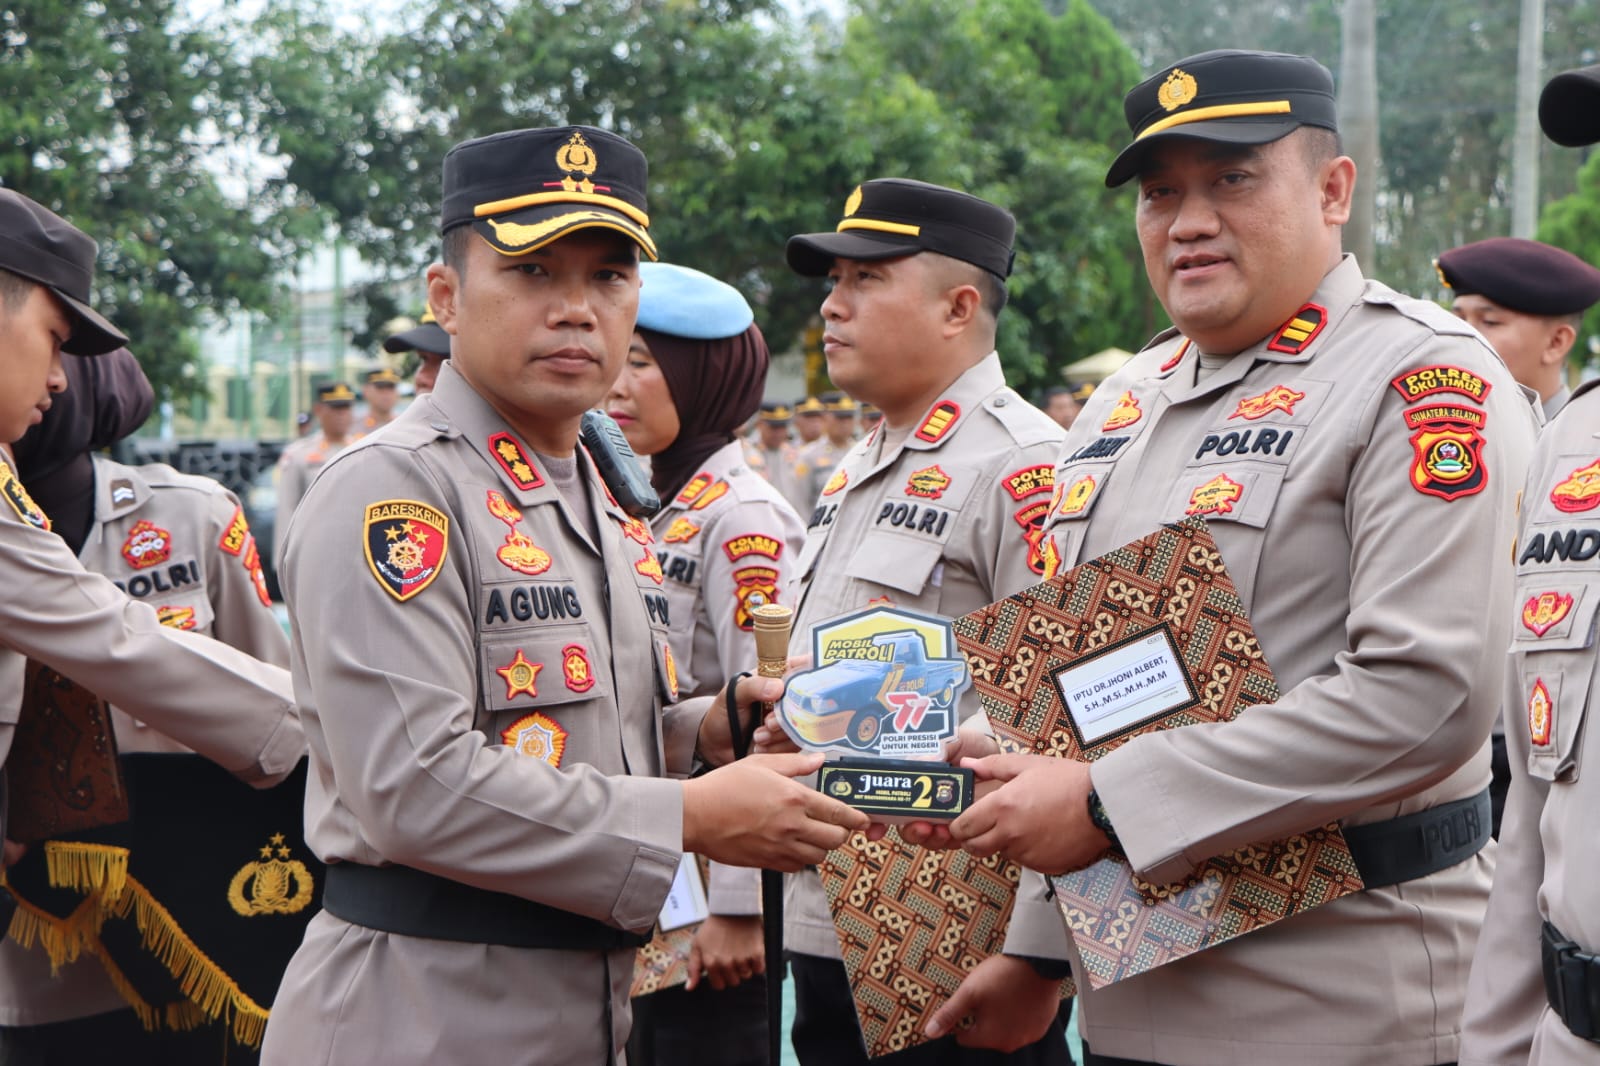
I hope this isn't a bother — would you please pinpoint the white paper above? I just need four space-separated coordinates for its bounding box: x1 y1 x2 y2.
1054 629 1192 745
656 852 710 932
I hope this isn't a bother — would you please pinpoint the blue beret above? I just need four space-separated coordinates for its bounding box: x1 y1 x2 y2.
1437 238 1600 317
636 262 754 340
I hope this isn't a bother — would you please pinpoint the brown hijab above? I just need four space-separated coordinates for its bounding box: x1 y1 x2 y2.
644 322 769 501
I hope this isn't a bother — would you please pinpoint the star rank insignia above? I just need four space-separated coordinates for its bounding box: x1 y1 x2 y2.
487 432 546 491
364 500 450 602
501 712 568 767
496 649 544 701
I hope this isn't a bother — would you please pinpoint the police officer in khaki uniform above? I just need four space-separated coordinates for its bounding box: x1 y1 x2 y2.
1 349 293 1061
1459 61 1600 1066
793 394 826 446
272 380 360 570
746 401 808 514
778 177 1069 1065
924 50 1539 1065
795 391 859 505
1437 238 1600 424
0 189 302 849
361 366 403 431
258 126 864 1066
608 261 806 1064
382 309 450 395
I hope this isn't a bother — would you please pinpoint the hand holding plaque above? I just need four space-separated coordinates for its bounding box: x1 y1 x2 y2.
775 606 975 823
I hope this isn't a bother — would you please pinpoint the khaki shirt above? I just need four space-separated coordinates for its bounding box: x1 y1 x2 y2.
1460 378 1600 1066
0 451 300 791
1004 257 1539 1065
0 456 292 1026
261 363 705 1065
273 429 359 571
653 439 804 916
744 437 810 516
783 352 1065 958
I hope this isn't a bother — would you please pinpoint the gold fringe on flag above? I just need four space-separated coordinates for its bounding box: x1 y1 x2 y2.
43 841 129 901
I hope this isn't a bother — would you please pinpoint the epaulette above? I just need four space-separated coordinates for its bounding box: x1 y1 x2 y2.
981 388 1063 448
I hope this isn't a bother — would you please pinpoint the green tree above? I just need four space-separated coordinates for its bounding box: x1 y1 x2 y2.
0 0 321 403
1537 151 1600 369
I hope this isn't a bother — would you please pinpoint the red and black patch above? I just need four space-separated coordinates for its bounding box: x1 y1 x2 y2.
121 520 173 571
363 499 450 602
1265 303 1327 355
219 508 250 556
915 401 961 444
723 534 783 562
487 432 546 491
906 466 952 500
1409 420 1488 502
1013 499 1051 576
1390 365 1492 405
156 605 197 631
733 566 780 630
1003 464 1054 501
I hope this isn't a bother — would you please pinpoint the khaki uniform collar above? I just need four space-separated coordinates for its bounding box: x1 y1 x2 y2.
92 454 153 522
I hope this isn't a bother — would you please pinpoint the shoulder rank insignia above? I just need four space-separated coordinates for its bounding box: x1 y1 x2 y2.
1528 678 1553 747
821 468 848 496
121 520 173 570
635 544 665 584
1390 365 1492 405
1230 384 1306 421
496 649 544 701
1059 473 1097 517
724 534 782 562
733 566 780 630
1003 464 1053 501
487 432 546 491
228 834 315 917
1186 473 1244 516
1550 460 1600 513
364 499 450 602
1266 303 1327 355
220 508 250 556
689 481 729 511
502 712 567 767
1101 391 1142 431
0 458 49 531
915 401 961 444
1158 338 1191 375
676 472 714 505
156 605 197 630
906 466 952 500
562 644 596 693
1408 416 1487 502
1522 592 1574 637
663 517 701 543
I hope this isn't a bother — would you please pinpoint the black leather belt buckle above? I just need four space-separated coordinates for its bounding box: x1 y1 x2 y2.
1543 921 1600 1043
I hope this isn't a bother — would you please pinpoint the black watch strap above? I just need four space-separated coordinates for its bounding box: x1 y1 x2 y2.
1087 787 1120 849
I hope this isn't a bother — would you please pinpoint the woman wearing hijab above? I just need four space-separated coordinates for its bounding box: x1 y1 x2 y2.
0 349 293 1066
608 263 805 1066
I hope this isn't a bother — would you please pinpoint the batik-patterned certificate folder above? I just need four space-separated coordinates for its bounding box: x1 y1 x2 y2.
952 516 1364 988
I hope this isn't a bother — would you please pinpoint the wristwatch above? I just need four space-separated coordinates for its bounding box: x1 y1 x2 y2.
1086 788 1120 850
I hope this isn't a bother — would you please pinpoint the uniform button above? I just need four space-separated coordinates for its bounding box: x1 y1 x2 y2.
993 396 1008 407
430 421 449 432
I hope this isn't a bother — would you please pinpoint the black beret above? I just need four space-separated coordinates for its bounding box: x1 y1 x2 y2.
0 189 126 355
1436 238 1600 317
382 308 451 355
1107 49 1338 188
1541 63 1600 148
787 178 1016 280
441 126 656 260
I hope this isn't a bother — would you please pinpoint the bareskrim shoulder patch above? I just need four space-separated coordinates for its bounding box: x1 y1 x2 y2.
364 499 450 601
1265 303 1327 355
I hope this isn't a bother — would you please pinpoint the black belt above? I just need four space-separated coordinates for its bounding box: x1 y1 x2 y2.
1544 921 1600 1043
322 862 650 951
1342 788 1491 890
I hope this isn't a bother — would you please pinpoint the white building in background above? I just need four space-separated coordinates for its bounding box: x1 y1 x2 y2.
175 243 424 442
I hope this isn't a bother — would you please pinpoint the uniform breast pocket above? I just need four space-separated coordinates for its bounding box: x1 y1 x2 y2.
480 626 611 720
842 532 945 599
1514 578 1600 782
1048 461 1118 568
1161 462 1289 605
